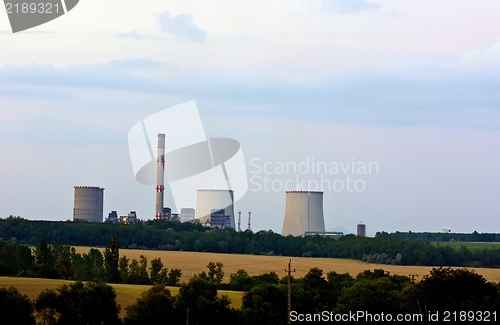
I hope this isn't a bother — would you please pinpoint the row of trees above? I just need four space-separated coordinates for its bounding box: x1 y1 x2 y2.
2 216 500 267
377 230 500 243
0 237 182 286
2 266 498 325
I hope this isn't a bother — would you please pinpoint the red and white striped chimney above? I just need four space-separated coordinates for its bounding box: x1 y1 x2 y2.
155 134 166 219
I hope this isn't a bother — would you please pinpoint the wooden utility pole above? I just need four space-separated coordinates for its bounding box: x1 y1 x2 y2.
285 259 296 325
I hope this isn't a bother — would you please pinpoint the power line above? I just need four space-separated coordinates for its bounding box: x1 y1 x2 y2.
285 259 296 325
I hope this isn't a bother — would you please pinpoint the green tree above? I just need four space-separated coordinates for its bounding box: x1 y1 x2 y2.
104 234 120 283
124 285 175 325
335 271 412 319
118 256 129 283
54 258 76 280
416 267 499 313
293 267 335 313
0 287 35 325
241 284 287 325
35 280 121 325
252 272 280 287
149 258 164 285
166 268 182 287
207 261 224 286
0 239 35 274
229 269 252 291
174 276 239 325
35 239 48 265
71 249 105 281
128 255 149 285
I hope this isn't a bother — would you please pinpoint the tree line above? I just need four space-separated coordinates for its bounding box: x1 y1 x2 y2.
2 216 500 267
0 236 182 286
2 266 499 325
376 230 500 243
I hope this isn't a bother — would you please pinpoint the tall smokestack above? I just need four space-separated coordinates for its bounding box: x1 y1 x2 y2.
155 134 166 219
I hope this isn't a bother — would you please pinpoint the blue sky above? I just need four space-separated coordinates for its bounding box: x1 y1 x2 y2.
1 0 500 234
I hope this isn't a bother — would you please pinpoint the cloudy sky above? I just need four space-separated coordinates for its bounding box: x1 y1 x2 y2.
1 0 500 234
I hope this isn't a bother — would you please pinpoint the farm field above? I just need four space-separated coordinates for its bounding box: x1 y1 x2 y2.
432 241 500 250
0 277 243 318
3 249 500 318
74 247 500 283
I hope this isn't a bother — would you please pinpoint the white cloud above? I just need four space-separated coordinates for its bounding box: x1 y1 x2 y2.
116 30 156 40
462 40 500 67
322 0 381 13
155 11 207 42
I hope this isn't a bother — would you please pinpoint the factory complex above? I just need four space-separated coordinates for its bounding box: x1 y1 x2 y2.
72 133 367 237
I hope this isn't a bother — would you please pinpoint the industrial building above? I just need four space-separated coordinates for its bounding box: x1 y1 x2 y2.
305 231 343 238
195 189 235 229
357 222 366 237
180 208 195 222
209 209 230 228
107 211 119 222
282 190 325 236
161 207 172 220
106 210 139 224
73 186 104 222
122 211 138 224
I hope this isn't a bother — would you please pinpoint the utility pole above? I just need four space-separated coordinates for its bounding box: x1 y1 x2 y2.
285 259 296 325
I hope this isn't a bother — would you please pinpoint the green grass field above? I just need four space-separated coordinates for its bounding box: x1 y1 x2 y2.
433 241 500 250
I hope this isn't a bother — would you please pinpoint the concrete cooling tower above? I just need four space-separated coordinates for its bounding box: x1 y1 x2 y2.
282 190 325 236
195 189 235 229
73 186 104 222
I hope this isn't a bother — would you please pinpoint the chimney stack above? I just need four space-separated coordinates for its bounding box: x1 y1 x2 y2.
155 134 166 219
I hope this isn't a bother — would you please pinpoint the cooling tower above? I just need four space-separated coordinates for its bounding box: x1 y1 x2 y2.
195 189 235 228
73 186 104 222
282 190 325 236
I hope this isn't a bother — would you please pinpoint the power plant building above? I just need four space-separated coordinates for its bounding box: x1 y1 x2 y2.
210 209 227 228
162 207 172 220
357 222 366 237
180 208 195 222
73 186 104 222
195 189 235 229
282 190 325 236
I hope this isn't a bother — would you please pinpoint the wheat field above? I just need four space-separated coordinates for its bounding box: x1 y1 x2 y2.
75 247 500 283
3 249 500 318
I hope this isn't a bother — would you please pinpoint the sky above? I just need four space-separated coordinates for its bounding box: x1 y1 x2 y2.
1 0 500 234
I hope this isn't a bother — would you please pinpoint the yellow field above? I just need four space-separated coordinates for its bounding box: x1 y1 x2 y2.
74 247 500 283
0 277 243 318
3 249 500 318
